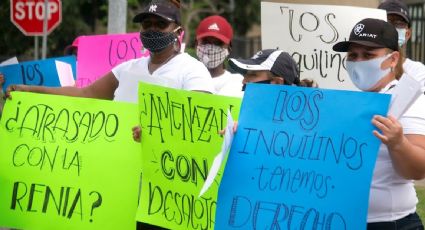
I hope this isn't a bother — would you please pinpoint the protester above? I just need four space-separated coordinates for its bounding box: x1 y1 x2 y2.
229 49 318 94
333 18 425 230
217 49 317 134
5 0 213 103
195 15 243 97
5 1 213 229
379 0 425 85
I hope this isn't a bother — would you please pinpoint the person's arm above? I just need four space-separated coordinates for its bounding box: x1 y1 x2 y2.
372 115 425 180
5 72 118 100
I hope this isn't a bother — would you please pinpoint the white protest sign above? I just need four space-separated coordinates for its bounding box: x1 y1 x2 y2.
388 74 423 119
55 60 75 86
261 2 387 90
0 57 19 66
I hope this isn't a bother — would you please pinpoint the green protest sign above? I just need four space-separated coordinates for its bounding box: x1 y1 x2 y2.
135 82 241 229
0 92 141 230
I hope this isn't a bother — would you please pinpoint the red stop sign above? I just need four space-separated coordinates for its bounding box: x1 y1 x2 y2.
10 0 62 36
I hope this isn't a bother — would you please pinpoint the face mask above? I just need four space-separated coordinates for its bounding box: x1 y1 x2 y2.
196 44 229 69
346 54 391 91
242 79 272 91
140 27 180 53
396 28 407 47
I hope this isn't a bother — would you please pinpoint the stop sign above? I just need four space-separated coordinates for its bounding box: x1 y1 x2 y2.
10 0 62 36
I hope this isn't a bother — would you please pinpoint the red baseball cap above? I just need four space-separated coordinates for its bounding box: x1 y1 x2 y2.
196 15 233 45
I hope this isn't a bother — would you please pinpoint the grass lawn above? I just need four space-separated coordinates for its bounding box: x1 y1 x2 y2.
417 186 425 221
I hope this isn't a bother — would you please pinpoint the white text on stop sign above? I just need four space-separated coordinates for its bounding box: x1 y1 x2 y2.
14 1 59 20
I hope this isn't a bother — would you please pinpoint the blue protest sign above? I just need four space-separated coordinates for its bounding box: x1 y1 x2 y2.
216 84 391 230
1 56 76 91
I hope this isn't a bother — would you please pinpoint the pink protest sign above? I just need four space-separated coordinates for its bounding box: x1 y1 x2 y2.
76 33 150 87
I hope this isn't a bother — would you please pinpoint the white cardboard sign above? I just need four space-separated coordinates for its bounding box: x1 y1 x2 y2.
261 2 387 90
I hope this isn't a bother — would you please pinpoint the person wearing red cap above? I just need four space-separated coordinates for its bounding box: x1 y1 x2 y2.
333 18 425 230
195 15 244 97
378 0 425 86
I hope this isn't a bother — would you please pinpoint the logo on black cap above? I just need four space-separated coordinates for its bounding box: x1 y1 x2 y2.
354 24 365 35
149 4 157 12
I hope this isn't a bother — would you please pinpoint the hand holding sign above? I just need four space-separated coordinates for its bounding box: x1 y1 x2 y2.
216 84 390 230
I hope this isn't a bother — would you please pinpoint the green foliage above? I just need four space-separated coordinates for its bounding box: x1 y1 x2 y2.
179 0 260 48
0 0 34 60
417 186 425 222
1 0 107 61
49 0 106 56
223 0 261 35
1 0 259 61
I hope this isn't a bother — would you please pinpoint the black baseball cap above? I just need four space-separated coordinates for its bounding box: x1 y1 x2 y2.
229 49 300 85
378 0 410 27
133 0 181 25
333 18 399 52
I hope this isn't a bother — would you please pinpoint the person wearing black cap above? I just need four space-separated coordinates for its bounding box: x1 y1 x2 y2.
378 0 425 85
5 0 214 141
333 18 425 230
5 0 213 102
228 49 317 95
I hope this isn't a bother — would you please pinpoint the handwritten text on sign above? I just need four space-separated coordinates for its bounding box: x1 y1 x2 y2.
261 2 386 90
76 33 148 87
136 82 241 230
216 84 390 230
0 92 140 230
0 56 76 91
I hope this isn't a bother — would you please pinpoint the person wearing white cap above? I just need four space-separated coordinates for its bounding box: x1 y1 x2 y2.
195 15 244 97
229 49 317 95
218 49 317 136
378 0 425 87
333 18 425 229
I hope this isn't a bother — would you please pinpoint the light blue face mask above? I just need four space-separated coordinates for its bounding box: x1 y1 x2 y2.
346 54 392 91
396 28 407 47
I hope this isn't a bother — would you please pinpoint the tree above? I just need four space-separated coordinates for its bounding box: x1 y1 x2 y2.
0 0 260 62
1 0 107 62
175 0 260 45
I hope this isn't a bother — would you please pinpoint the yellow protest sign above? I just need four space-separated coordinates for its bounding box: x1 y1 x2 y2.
0 92 141 230
135 82 241 229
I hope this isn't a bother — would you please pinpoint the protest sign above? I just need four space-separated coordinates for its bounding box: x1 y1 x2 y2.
0 57 19 66
216 84 390 230
76 33 148 87
135 82 241 230
0 56 76 91
0 92 141 230
261 2 386 90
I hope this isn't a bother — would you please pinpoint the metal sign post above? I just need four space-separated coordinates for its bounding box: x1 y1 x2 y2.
42 0 49 59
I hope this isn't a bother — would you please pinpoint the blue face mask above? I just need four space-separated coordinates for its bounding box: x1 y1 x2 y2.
396 28 407 47
346 54 392 91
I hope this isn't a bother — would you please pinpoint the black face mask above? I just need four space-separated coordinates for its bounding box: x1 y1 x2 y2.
140 30 177 53
242 79 272 91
